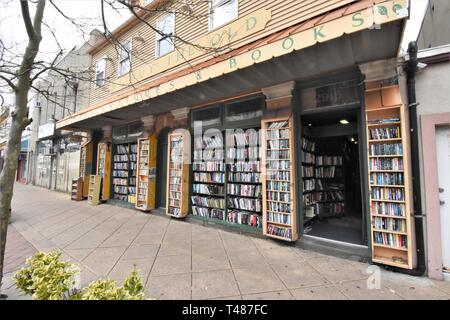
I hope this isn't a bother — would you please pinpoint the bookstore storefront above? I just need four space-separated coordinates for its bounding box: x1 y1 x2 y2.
58 0 418 270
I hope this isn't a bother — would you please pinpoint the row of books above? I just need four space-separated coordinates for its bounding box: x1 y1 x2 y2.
266 212 292 225
315 166 342 178
194 149 225 161
227 197 262 212
227 147 259 160
313 190 345 202
266 181 290 191
227 131 260 147
266 128 290 140
194 136 223 149
371 187 405 201
267 121 288 129
114 194 127 201
314 202 345 215
116 144 129 154
370 172 404 185
192 206 225 220
169 191 181 200
113 163 129 170
170 177 182 185
266 150 290 160
302 166 314 178
169 184 181 192
194 172 225 183
267 202 291 213
373 232 407 249
168 198 181 207
369 158 404 171
227 184 262 198
113 178 127 185
369 143 403 156
301 152 315 164
229 162 260 172
368 117 400 124
228 172 261 183
371 202 405 217
315 155 343 166
114 186 128 194
113 170 128 178
266 171 290 181
193 161 225 172
373 217 406 232
227 211 261 227
193 183 224 196
191 196 225 209
167 207 182 217
266 160 290 170
267 139 289 149
369 127 401 140
114 154 129 162
266 224 292 239
266 191 290 202
301 137 316 152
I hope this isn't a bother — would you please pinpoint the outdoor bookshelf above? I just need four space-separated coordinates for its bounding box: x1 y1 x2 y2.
97 141 112 201
166 131 190 218
87 175 101 205
261 116 298 242
79 140 94 198
365 84 416 269
112 142 138 204
136 135 157 211
71 177 83 201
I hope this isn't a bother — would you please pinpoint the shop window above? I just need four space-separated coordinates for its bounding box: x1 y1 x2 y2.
95 59 106 86
155 14 175 57
113 125 128 141
118 40 132 76
225 97 263 123
301 79 360 110
209 0 238 30
128 122 144 138
192 105 221 128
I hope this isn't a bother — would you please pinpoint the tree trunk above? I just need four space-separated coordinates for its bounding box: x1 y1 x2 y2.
0 0 46 292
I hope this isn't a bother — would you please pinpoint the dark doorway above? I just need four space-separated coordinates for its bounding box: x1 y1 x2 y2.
156 128 170 208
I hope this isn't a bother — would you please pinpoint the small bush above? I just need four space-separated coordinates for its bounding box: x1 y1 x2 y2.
14 251 145 300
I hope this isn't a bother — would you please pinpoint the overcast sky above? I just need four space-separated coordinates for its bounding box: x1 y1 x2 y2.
0 0 430 106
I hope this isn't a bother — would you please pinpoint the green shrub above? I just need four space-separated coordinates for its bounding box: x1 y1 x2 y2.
14 251 146 300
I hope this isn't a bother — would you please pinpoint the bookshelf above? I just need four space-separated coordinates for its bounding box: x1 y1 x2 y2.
226 128 262 228
112 142 138 204
365 84 416 269
166 131 190 218
71 177 83 201
261 116 298 242
79 140 94 198
87 175 101 205
136 135 157 211
97 141 112 201
191 132 226 221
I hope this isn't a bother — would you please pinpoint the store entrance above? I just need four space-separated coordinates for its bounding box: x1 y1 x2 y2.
300 107 365 245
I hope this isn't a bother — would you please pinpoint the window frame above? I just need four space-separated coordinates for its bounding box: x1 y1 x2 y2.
117 39 132 77
95 58 106 87
155 13 175 58
208 0 239 31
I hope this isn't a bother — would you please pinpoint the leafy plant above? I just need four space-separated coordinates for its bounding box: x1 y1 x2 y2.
14 251 146 300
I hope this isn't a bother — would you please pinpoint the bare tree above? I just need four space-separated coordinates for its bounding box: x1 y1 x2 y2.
0 0 220 296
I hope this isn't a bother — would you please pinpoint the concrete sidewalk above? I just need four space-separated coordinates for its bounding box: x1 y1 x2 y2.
2 183 450 300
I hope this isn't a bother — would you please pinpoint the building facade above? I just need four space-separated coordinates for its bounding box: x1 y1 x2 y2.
31 30 101 192
57 0 423 272
412 0 450 281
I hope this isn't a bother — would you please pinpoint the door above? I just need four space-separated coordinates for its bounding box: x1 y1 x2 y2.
156 128 169 208
436 127 450 271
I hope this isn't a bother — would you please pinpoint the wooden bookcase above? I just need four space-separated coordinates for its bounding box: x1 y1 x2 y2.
71 177 83 201
80 140 94 198
166 131 190 218
365 84 416 269
261 116 298 242
97 141 112 201
111 142 138 204
88 175 101 205
135 135 157 211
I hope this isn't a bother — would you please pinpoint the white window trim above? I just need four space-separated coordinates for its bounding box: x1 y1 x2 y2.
155 13 175 58
117 39 132 77
95 58 106 87
208 0 239 31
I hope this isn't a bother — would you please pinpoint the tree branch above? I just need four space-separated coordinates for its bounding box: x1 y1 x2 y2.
20 1 36 40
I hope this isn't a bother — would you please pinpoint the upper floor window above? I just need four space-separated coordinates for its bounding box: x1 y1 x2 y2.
209 0 238 30
95 59 106 86
156 14 175 58
118 40 132 76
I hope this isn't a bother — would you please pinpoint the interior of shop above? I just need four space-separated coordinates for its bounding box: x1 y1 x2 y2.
301 107 364 245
